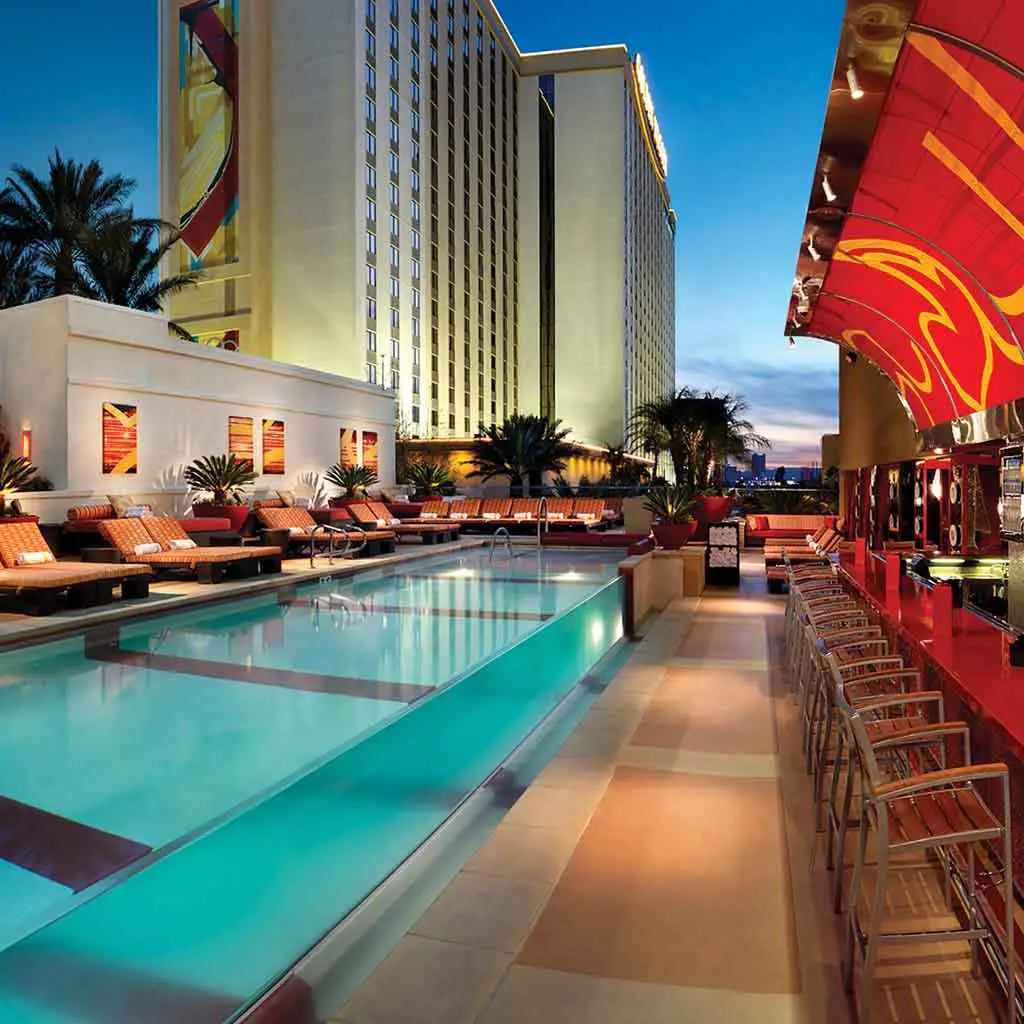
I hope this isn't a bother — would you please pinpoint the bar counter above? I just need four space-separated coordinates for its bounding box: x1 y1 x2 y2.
838 552 1024 883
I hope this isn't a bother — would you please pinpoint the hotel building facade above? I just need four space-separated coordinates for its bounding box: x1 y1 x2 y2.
160 0 675 448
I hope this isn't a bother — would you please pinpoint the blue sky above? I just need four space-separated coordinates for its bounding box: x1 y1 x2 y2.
0 0 841 466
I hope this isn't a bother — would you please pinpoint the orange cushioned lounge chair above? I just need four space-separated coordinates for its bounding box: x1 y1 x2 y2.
99 517 282 584
571 498 606 527
354 501 458 544
415 498 480 524
0 521 152 614
255 506 396 557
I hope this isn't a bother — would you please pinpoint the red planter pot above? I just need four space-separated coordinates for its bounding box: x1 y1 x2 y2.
192 504 251 532
0 515 39 525
651 521 698 550
696 495 732 524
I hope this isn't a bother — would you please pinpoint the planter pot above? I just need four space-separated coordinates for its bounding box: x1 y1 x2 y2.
696 496 733 525
0 515 39 525
329 496 371 509
651 521 698 550
193 504 251 532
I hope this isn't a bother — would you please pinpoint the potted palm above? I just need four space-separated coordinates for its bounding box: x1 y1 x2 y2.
0 454 40 522
403 458 454 499
183 454 257 532
644 484 698 549
325 464 379 506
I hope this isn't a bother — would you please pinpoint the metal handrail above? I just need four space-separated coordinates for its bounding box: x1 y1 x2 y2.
488 526 513 563
309 524 353 568
536 496 548 548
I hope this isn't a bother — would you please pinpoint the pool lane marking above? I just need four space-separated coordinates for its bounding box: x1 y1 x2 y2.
284 599 553 621
84 629 430 704
0 795 151 892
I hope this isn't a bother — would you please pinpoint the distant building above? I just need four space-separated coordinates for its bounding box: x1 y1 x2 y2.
750 452 767 478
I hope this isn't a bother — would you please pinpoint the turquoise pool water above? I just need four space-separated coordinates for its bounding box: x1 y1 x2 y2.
0 547 625 1023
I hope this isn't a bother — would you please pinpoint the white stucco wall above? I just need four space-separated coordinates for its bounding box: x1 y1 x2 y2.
0 297 396 518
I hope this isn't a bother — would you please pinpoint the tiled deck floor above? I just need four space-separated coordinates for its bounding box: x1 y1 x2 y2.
334 554 1003 1024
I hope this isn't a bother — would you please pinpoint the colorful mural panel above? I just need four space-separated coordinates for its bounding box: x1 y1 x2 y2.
262 419 285 475
102 404 138 476
179 0 240 272
362 431 379 476
340 428 359 468
228 415 254 468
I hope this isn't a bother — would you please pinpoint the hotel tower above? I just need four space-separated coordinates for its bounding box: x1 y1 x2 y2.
160 0 675 447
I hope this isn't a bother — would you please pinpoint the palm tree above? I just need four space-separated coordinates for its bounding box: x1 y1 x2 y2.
0 150 136 296
0 241 43 308
468 414 573 497
76 213 199 328
628 388 768 492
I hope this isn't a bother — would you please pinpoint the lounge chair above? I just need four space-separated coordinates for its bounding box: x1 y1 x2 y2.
255 506 396 557
357 501 459 544
98 517 282 583
571 498 606 528
0 521 152 614
542 498 588 531
415 498 480 524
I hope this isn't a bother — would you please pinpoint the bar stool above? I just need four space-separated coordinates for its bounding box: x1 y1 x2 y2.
840 690 1015 1024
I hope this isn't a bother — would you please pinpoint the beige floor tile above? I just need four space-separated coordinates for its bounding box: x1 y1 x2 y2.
619 743 779 779
530 756 613 792
676 618 768 661
463 822 581 885
410 872 551 953
335 935 508 1024
502 784 601 832
475 966 804 1024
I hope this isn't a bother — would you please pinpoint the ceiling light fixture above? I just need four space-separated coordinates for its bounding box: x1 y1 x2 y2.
822 172 838 203
845 61 864 100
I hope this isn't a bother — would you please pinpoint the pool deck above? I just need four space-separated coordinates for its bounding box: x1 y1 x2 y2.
332 553 999 1024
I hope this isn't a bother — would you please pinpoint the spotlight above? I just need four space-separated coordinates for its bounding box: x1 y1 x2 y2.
822 172 838 203
807 235 821 261
788 336 797 348
845 62 864 100
844 350 858 365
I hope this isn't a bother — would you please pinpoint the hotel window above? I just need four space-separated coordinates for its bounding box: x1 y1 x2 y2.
389 244 400 268
411 110 420 135
412 228 421 251
389 120 400 146
366 329 377 352
411 198 420 223
389 182 400 208
412 316 420 340
366 197 376 221
391 339 400 360
391 369 400 390
430 45 438 67
390 87 400 114
367 297 377 319
365 97 376 122
366 264 377 287
411 257 420 280
390 56 399 81
366 130 376 157
391 276 400 299
389 25 399 50
389 151 400 176
366 30 376 58
411 22 420 46
412 0 419 14
390 214 400 237
367 0 376 20
391 307 400 329
411 50 420 75
411 81 421 106
366 230 377 255
390 0 399 16
412 287 421 310
366 362 378 384
366 62 376 90
365 163 376 190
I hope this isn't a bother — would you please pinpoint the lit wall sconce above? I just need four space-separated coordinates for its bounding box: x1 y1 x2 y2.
806 234 821 261
930 471 943 501
19 430 31 460
822 172 838 203
845 61 864 100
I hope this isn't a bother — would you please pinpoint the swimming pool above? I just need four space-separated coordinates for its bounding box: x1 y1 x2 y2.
0 546 626 1023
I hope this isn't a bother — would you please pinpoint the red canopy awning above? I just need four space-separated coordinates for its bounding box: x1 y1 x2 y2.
789 0 1024 432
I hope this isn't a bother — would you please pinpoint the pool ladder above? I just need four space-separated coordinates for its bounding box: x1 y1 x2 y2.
309 524 360 569
537 496 548 549
488 526 513 563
